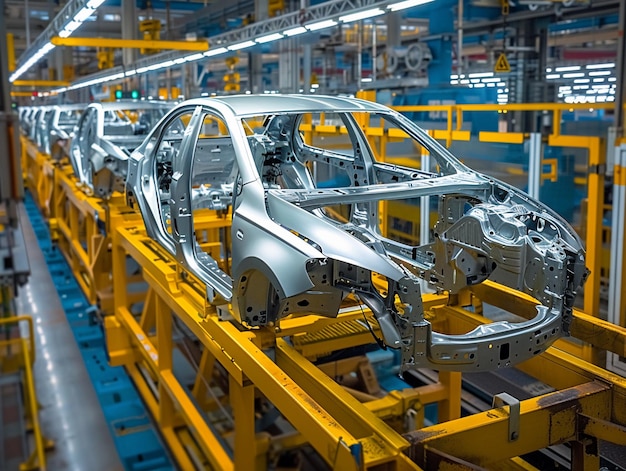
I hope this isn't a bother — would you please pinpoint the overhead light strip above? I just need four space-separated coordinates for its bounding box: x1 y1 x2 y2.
51 0 438 94
10 0 107 82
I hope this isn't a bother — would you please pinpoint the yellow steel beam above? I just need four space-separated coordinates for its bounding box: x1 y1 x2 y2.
403 381 610 468
549 134 604 317
469 281 626 357
51 36 209 51
274 338 419 469
13 80 70 87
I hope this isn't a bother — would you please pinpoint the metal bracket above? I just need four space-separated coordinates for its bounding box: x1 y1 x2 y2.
492 392 520 441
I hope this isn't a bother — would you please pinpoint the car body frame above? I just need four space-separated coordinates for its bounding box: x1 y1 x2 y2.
69 101 172 198
126 95 588 372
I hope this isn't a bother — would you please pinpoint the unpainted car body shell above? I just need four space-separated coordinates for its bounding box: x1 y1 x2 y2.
127 95 588 372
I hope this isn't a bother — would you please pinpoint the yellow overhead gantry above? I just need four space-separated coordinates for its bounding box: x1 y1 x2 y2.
50 37 210 51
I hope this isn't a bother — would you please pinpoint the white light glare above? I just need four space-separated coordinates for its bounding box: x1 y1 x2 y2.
74 7 96 23
339 8 384 23
184 52 204 61
361 78 372 83
9 42 56 82
546 74 559 79
203 47 228 57
255 33 283 44
228 40 256 51
283 26 307 37
86 0 106 8
468 72 493 78
586 62 614 69
305 19 337 31
563 72 584 78
555 65 580 72
588 70 611 77
388 0 434 11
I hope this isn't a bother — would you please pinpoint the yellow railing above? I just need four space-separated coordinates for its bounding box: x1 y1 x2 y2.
0 315 47 471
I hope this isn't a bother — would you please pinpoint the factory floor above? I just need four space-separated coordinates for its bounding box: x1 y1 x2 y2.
6 203 123 471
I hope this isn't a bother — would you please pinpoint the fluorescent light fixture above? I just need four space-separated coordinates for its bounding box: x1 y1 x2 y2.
339 8 384 23
586 62 614 69
228 40 255 51
555 65 580 72
563 72 584 78
450 80 459 84
87 0 107 8
546 74 559 79
74 7 95 23
125 69 136 76
588 70 611 76
609 77 617 82
468 72 493 78
283 26 307 36
59 30 72 38
204 47 228 57
173 57 186 64
574 78 590 83
481 77 501 83
360 78 372 83
184 52 204 61
305 19 337 31
388 0 434 11
311 83 320 88
136 66 150 74
255 33 283 44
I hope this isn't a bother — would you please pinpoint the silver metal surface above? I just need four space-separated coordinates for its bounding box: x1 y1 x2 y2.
69 100 173 199
15 204 123 471
44 104 84 159
128 94 589 373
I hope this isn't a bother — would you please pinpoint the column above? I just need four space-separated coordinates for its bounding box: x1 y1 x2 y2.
122 0 138 69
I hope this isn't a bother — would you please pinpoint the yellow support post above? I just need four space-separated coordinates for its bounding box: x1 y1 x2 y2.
548 134 604 318
7 33 15 72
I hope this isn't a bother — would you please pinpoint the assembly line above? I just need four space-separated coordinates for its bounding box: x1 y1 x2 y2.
2 0 626 470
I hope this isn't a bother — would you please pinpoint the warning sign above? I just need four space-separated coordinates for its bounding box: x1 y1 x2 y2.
495 53 511 73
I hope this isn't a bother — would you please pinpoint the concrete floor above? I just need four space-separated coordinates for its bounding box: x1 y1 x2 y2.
13 203 123 471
